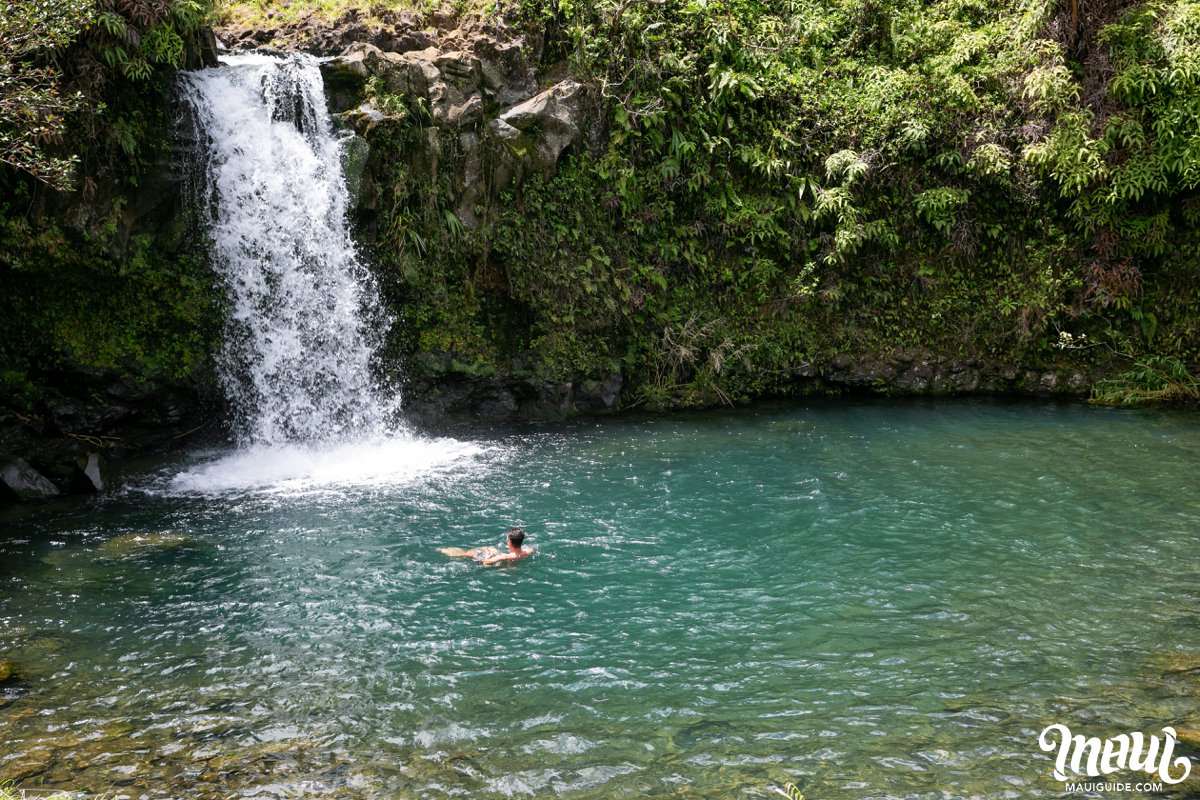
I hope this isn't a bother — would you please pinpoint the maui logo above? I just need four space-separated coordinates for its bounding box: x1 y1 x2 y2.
1038 724 1192 785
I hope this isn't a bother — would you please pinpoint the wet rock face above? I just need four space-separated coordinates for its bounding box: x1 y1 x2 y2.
817 350 1092 397
403 372 623 428
0 374 214 502
70 452 110 494
308 16 586 229
489 79 584 178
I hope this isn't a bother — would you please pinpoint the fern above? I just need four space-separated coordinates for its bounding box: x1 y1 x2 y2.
1091 356 1200 405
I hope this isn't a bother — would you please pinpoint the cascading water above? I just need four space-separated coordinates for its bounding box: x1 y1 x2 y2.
170 54 485 493
180 53 397 446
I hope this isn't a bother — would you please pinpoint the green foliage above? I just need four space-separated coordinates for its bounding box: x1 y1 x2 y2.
89 0 210 81
365 74 411 119
1091 355 1200 405
1028 3 1200 239
0 197 219 402
1 0 214 190
316 0 1200 406
0 0 93 188
0 0 221 417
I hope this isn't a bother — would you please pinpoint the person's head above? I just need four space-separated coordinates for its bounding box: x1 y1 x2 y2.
506 527 526 549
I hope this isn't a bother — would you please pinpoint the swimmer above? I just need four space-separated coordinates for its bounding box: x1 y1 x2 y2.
438 527 533 566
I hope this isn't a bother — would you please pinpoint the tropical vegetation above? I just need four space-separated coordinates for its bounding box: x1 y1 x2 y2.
363 0 1200 407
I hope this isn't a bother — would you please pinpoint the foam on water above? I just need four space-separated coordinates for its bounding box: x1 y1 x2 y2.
166 436 494 496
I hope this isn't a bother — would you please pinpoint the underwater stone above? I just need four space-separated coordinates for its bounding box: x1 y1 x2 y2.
1175 728 1200 753
98 532 196 557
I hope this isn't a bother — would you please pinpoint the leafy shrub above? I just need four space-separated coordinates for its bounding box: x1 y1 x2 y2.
1091 355 1200 405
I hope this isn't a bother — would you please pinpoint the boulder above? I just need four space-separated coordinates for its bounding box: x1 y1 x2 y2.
493 79 584 174
446 93 483 127
70 452 110 494
381 30 438 53
574 373 623 412
332 41 378 76
0 456 61 501
454 130 485 225
481 79 585 200
360 45 485 129
367 46 441 99
313 19 575 230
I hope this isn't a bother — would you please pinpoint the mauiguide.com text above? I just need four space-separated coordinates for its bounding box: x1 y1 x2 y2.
1065 782 1164 793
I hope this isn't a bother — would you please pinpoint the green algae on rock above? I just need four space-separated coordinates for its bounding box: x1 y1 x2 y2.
97 532 198 558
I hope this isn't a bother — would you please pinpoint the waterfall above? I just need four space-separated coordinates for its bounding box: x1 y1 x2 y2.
180 54 398 446
170 54 486 495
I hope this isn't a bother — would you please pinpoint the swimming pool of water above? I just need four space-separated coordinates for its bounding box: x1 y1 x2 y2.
2 400 1199 799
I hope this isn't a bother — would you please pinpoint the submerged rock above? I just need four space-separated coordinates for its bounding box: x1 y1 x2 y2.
1175 727 1200 753
0 456 61 501
0 659 14 682
1153 652 1200 675
98 532 197 557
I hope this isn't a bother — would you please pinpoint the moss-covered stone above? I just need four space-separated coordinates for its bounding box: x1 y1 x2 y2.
98 532 198 557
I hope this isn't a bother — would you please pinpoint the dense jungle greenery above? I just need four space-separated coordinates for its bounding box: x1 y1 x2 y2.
3 0 1200 423
380 0 1200 408
0 0 218 412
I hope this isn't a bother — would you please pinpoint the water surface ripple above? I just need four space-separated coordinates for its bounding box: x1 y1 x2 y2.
2 400 1199 799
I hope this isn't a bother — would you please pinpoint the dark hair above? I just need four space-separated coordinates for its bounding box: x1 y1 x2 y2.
507 527 526 547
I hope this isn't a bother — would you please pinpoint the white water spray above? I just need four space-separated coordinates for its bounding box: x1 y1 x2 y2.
172 55 486 493
181 53 396 445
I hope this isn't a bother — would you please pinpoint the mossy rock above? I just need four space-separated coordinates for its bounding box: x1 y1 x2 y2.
1174 727 1200 754
0 659 15 682
98 532 197 557
1154 652 1200 676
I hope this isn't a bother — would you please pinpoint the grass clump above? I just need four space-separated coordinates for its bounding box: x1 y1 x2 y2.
213 0 499 30
1091 356 1200 406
